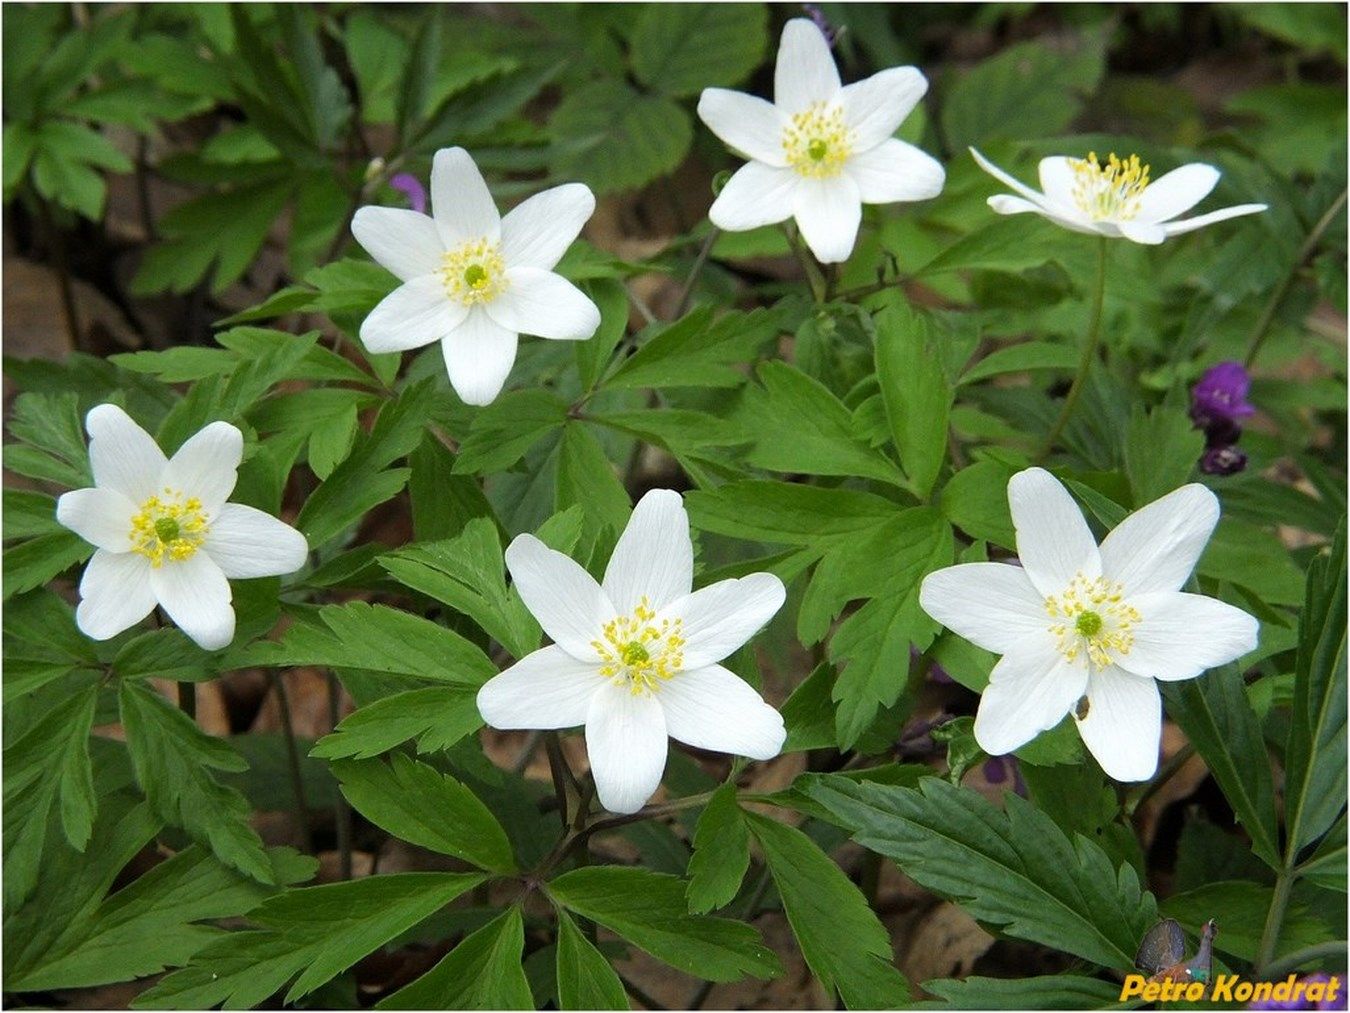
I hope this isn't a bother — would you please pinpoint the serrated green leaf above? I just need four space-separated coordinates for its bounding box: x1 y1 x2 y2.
555 908 630 1010
630 3 767 96
875 302 952 499
961 341 1080 385
3 531 92 601
556 421 630 536
310 685 483 759
453 388 569 474
550 80 691 194
605 306 784 390
686 783 749 913
1161 880 1337 964
549 866 782 982
377 906 534 1010
916 973 1129 1009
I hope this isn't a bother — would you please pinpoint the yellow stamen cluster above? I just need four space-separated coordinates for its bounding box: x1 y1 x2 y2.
1069 151 1151 221
1045 572 1140 667
439 238 507 305
592 596 687 696
782 102 853 179
129 489 209 568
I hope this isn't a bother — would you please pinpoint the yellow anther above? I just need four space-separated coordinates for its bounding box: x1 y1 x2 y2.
782 102 853 179
1069 151 1151 221
129 491 208 568
1045 572 1140 668
439 239 507 305
594 596 686 696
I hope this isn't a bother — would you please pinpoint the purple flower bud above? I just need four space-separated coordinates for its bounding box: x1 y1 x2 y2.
1191 361 1256 430
1200 444 1248 476
983 755 1008 783
800 4 839 47
390 173 428 215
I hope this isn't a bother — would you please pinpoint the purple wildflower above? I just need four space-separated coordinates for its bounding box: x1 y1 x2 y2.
1200 444 1248 477
1191 361 1255 430
982 754 1028 796
1249 974 1347 1010
390 173 428 215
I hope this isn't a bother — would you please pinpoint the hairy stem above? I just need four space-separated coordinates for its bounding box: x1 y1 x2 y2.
1038 235 1109 461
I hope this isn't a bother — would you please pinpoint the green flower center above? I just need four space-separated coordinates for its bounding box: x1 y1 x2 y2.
1075 611 1103 637
154 517 181 543
463 263 489 289
807 138 829 162
592 597 687 696
620 641 650 666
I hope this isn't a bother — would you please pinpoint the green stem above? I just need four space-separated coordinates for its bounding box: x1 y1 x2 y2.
268 671 314 854
782 223 828 302
1244 187 1347 368
1261 940 1349 979
1038 235 1109 461
544 732 574 829
327 673 353 879
1255 868 1295 975
1124 743 1195 816
673 228 720 318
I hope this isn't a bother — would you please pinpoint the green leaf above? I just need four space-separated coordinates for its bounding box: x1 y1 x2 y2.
1297 814 1346 892
575 277 629 392
1161 880 1338 963
550 80 691 194
686 783 750 913
454 389 569 474
311 685 484 759
606 306 784 390
742 361 905 486
685 481 897 546
1198 517 1308 606
941 35 1105 149
1123 406 1202 506
808 775 1158 971
295 380 434 546
916 215 1074 278
2 531 92 600
917 974 1128 1009
5 390 91 488
113 628 210 682
2 490 63 539
378 906 534 1010
233 602 495 685
548 866 782 982
961 341 1080 385
875 302 953 499
1161 664 1281 870
5 844 312 992
407 430 496 541
381 518 538 659
133 872 485 1009
746 813 910 1008
629 3 767 96
332 754 515 873
117 680 273 883
3 687 98 908
557 422 631 536
939 460 1017 549
555 908 630 1010
1283 522 1347 857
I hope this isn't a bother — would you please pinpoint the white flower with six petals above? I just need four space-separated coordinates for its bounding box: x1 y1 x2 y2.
352 147 601 406
970 147 1267 245
918 467 1258 780
697 18 945 263
477 490 787 814
55 405 309 651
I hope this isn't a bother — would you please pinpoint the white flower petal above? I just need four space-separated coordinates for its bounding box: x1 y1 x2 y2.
430 146 501 247
973 636 1087 756
919 562 1052 654
76 550 156 641
1007 468 1102 598
585 681 668 814
504 533 613 662
350 206 445 282
661 573 786 671
441 309 518 407
360 275 466 354
204 503 307 579
486 267 599 341
708 162 797 232
841 66 927 149
1117 591 1258 682
1136 164 1220 223
659 664 784 761
602 489 694 616
1037 156 1077 210
697 88 787 166
846 138 944 204
969 148 1053 207
792 173 862 263
161 421 242 511
500 183 596 271
1161 203 1268 237
477 645 606 729
1098 484 1219 595
85 403 168 504
988 194 1044 216
1117 220 1167 245
774 18 841 112
56 487 137 553
1076 666 1161 781
150 551 234 651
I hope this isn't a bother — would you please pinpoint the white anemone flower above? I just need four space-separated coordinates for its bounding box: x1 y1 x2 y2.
55 405 308 651
970 147 1267 245
918 468 1258 781
477 489 787 814
697 18 944 264
352 147 601 406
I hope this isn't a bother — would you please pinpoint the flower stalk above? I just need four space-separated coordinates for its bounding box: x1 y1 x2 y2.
1039 235 1109 461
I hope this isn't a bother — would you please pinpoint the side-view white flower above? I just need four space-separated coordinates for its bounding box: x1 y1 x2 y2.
55 404 309 651
918 467 1258 781
477 489 787 814
970 147 1267 244
697 17 944 264
352 147 601 406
